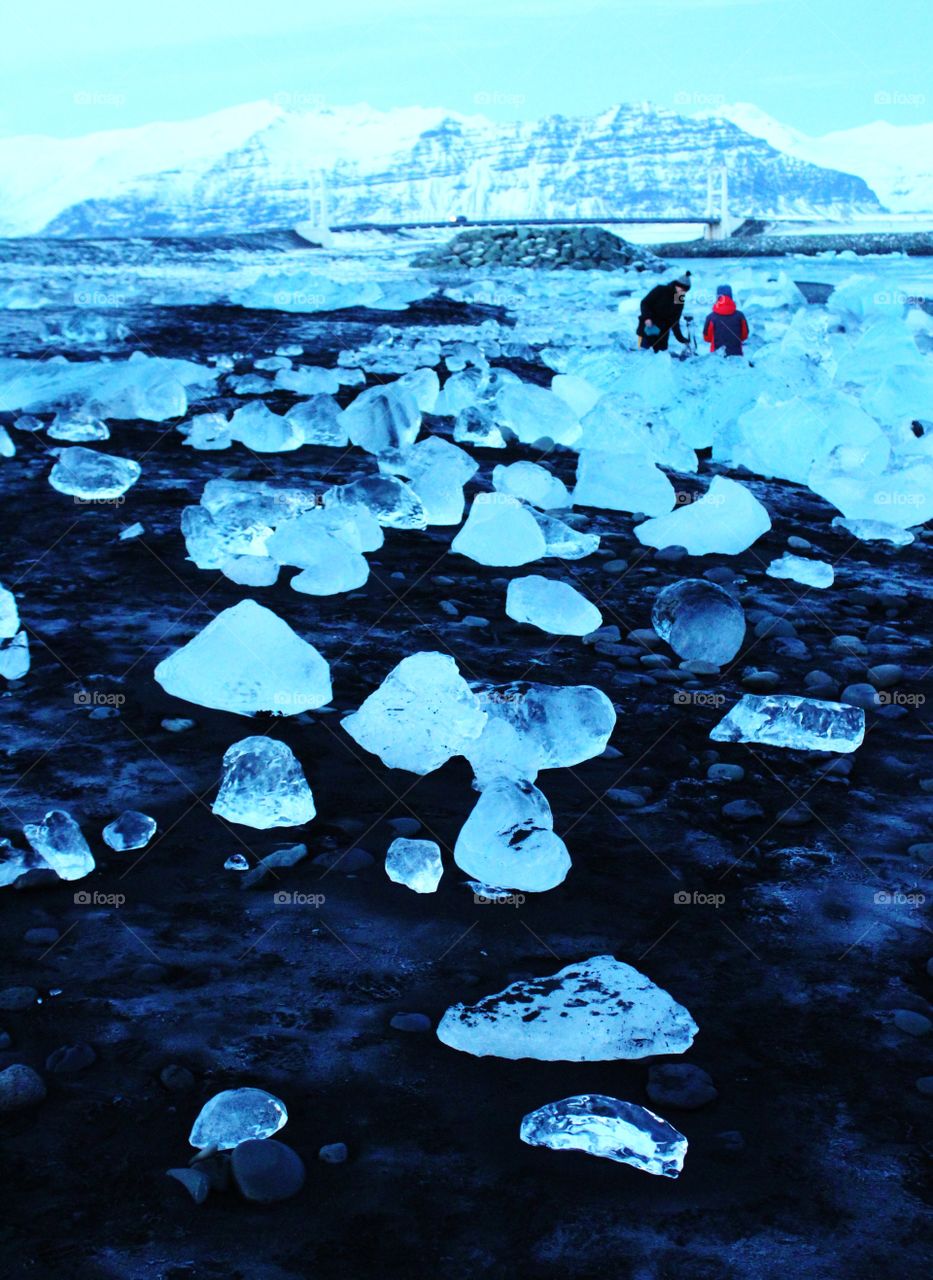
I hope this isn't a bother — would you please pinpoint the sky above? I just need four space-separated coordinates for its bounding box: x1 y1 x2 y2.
1 0 930 140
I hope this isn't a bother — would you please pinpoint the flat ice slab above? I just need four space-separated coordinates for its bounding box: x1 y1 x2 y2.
189 1087 287 1150
635 476 770 556
711 693 865 753
520 1095 687 1177
436 955 697 1060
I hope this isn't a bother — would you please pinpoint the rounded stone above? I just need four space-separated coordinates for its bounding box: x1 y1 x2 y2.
390 1012 432 1033
160 1063 196 1092
741 669 780 692
319 1142 348 1164
231 1138 306 1203
0 987 38 1011
867 664 903 689
646 1063 718 1110
45 1043 96 1074
722 799 763 821
707 763 745 782
841 683 881 710
0 1063 46 1111
893 1009 931 1036
23 927 59 946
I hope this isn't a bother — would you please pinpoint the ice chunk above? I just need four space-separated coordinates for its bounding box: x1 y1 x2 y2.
228 402 302 453
0 585 20 640
830 517 914 546
453 405 507 449
465 681 615 788
189 1087 287 1150
267 507 383 560
290 547 369 596
492 461 570 510
0 353 215 419
437 955 697 1060
506 575 602 637
496 382 581 448
531 510 600 560
711 694 865 753
344 653 487 774
550 373 601 418
326 475 426 530
635 476 771 555
451 495 547 567
0 426 15 458
766 554 834 589
573 451 676 516
266 516 369 595
154 600 332 717
181 412 232 450
221 555 280 587
453 778 571 892
274 366 341 395
342 383 421 456
807 458 933 530
0 631 30 680
49 447 140 500
213 736 315 829
385 838 443 893
48 414 109 442
23 809 94 881
284 395 348 447
520 1095 687 1177
396 367 440 413
651 578 745 664
103 810 156 851
118 523 144 541
383 436 478 526
579 398 696 472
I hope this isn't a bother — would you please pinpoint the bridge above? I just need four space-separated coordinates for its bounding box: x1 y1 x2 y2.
295 167 744 246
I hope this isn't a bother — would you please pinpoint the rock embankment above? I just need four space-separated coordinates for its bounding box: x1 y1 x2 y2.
413 225 667 272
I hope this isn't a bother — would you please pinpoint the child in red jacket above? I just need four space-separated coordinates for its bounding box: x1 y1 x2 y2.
703 285 749 356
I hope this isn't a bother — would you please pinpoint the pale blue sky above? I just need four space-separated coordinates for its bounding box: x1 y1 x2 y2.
2 0 929 138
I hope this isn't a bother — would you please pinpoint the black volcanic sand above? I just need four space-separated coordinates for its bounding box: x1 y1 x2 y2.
0 298 931 1280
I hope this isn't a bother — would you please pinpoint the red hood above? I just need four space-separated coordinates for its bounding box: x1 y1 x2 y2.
713 295 737 315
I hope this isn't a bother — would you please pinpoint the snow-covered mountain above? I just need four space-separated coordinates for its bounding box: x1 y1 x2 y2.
0 100 891 238
695 102 933 214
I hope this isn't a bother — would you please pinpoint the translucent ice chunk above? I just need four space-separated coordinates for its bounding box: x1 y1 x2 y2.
274 366 341 395
189 1087 287 1150
635 476 771 556
453 405 507 449
807 459 933 530
103 810 157 851
496 382 581 448
284 395 348 446
385 838 443 893
228 402 302 453
267 518 370 595
451 495 547 567
23 809 94 881
830 517 913 546
154 599 332 717
48 414 109 442
222 555 280 587
213 736 315 829
651 579 745 664
342 383 421 456
766 554 834 589
492 461 570 510
437 955 697 1060
326 476 426 530
0 585 20 640
520 1095 687 1177
181 412 232 450
465 681 616 788
506 575 602 636
573 451 675 516
0 631 30 679
531 510 600 560
49 447 141 500
711 694 865 753
382 436 478 526
453 778 571 892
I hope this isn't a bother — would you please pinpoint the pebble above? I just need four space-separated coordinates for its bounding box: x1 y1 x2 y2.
908 843 933 864
160 1064 195 1092
831 635 866 655
23 927 59 946
915 1077 933 1096
439 600 459 617
893 1010 931 1036
841 683 880 710
787 535 812 550
603 559 628 574
627 629 662 650
867 664 903 689
45 1043 96 1074
0 987 38 1011
777 805 813 826
0 1063 46 1111
460 615 489 628
646 1063 718 1110
680 660 720 675
167 1167 211 1204
607 788 648 809
387 817 422 838
741 669 780 692
231 1139 306 1203
0 1032 10 1050
804 670 837 698
319 1142 348 1164
703 566 736 585
754 617 796 639
312 847 374 873
390 1012 432 1033
722 799 763 821
161 717 196 733
707 764 745 782
654 545 688 562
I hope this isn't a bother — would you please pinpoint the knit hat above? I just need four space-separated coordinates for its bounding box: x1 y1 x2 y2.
716 284 733 298
673 271 692 289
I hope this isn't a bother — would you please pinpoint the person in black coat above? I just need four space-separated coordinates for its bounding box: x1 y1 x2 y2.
637 272 692 352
